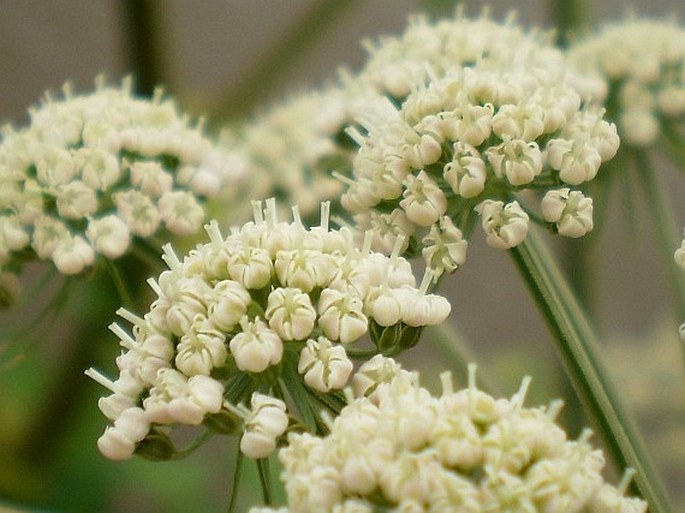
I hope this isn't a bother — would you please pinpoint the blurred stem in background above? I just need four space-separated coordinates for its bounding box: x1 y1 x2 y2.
213 0 361 121
550 0 588 45
120 0 166 96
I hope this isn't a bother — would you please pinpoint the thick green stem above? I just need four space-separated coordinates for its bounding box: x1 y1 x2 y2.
510 229 671 512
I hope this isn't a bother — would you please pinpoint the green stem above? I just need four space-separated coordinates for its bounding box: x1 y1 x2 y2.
227 447 244 513
119 0 166 95
549 0 588 46
510 228 671 512
632 149 685 316
212 0 361 120
256 457 273 506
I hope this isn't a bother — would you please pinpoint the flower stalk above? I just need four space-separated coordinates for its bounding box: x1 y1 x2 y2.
510 227 671 513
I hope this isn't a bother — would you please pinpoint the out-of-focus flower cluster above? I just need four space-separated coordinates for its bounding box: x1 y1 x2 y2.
253 358 646 513
221 87 356 222
0 77 244 300
568 18 685 146
86 199 450 461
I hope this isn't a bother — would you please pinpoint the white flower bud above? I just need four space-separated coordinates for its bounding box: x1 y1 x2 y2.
399 171 447 226
55 181 98 219
241 393 289 459
402 134 443 169
31 216 70 259
275 249 337 293
477 200 529 249
187 374 224 413
265 287 316 341
229 317 283 373
76 147 121 190
98 393 136 421
97 426 136 460
492 103 545 141
317 288 368 344
546 138 602 185
487 139 542 186
541 188 593 238
129 160 173 197
0 215 30 262
228 247 273 290
114 407 150 443
175 315 227 376
620 108 659 146
298 336 354 392
443 142 486 198
159 190 205 236
114 189 161 237
86 215 131 259
52 234 95 274
445 103 494 147
208 279 251 331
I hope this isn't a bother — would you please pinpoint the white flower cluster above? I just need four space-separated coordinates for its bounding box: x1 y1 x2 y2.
341 59 618 277
222 87 353 221
358 8 562 100
568 18 685 146
0 77 244 287
261 359 646 513
87 200 450 460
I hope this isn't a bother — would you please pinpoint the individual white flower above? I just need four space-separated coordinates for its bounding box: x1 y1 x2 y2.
96 407 150 461
54 181 98 219
230 317 284 372
487 139 543 186
265 287 317 341
129 160 173 197
0 215 30 263
207 279 252 331
422 216 468 278
545 137 602 185
114 189 161 238
477 200 529 249
86 215 131 259
52 234 95 275
298 336 354 392
541 188 594 238
30 215 70 259
442 142 486 198
240 393 289 459
317 288 368 344
399 171 447 226
158 190 205 236
175 315 227 376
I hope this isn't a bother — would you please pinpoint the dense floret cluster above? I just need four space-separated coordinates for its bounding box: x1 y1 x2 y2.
0 77 244 301
86 200 450 460
253 360 646 513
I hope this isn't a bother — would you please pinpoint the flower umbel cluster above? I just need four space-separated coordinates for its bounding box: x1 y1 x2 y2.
221 87 354 221
357 7 562 100
341 59 619 278
0 77 244 294
260 359 646 513
86 200 450 460
568 17 685 146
